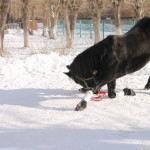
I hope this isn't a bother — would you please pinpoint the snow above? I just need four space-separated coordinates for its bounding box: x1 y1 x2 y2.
0 29 150 150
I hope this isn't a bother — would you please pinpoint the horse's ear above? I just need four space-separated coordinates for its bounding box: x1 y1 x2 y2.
64 72 71 77
66 65 70 70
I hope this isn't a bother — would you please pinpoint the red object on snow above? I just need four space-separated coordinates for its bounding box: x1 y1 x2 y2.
92 90 108 101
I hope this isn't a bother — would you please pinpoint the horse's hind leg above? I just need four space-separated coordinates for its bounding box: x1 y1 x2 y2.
144 76 150 90
107 80 116 98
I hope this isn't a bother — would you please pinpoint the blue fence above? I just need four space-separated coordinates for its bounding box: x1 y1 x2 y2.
57 19 136 39
7 19 136 40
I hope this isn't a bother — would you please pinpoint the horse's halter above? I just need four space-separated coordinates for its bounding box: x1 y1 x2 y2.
75 75 97 89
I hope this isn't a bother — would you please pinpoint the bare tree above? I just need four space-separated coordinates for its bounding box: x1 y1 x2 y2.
131 0 144 19
60 0 85 48
112 0 124 35
22 0 30 47
48 0 61 40
88 0 104 44
41 0 49 37
29 1 36 35
144 0 150 16
9 0 23 23
69 0 84 44
61 0 72 48
0 0 10 56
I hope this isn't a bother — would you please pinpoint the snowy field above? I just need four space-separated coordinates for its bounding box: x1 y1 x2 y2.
0 29 150 150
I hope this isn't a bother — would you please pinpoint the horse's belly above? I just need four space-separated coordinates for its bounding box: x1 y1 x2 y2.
128 55 150 73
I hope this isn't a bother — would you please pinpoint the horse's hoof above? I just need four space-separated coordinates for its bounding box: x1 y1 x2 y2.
79 88 87 93
108 92 116 98
123 88 136 96
75 100 87 111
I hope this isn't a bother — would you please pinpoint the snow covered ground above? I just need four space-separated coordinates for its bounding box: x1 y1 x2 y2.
0 29 150 150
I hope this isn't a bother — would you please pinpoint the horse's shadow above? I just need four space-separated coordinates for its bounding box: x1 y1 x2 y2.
133 88 150 95
0 88 81 111
1 87 149 111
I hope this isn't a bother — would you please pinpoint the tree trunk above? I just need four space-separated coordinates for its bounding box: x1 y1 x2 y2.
64 9 72 49
70 12 78 46
0 24 5 56
92 13 101 44
47 12 51 37
30 6 35 35
22 0 30 47
0 31 4 56
23 11 29 47
134 0 144 20
42 12 47 37
0 0 10 56
49 13 58 40
114 2 122 35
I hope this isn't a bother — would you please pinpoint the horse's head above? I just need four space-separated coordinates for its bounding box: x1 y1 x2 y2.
64 42 105 91
64 65 98 90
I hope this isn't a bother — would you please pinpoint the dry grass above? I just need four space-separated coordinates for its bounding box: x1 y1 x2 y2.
29 36 72 55
29 38 51 54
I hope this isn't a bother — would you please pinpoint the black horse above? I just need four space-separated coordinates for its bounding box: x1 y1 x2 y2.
65 17 150 111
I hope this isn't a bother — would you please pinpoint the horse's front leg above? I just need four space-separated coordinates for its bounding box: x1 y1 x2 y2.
107 80 116 98
75 90 93 111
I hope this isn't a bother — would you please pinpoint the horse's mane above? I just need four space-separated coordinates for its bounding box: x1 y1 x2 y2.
135 17 150 29
127 17 150 33
70 35 113 78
